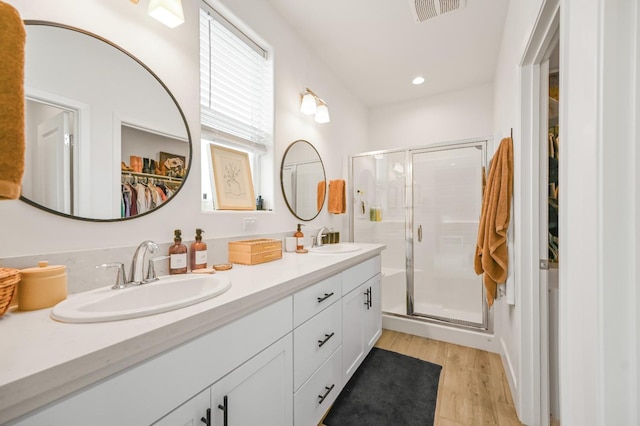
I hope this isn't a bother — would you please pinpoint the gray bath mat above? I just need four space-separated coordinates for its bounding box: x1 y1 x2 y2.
324 348 442 426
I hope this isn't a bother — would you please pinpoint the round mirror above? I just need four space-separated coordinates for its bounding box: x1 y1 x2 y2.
280 140 326 221
21 21 191 221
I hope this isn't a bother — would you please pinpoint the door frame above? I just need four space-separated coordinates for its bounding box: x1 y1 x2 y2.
516 0 559 424
25 86 90 217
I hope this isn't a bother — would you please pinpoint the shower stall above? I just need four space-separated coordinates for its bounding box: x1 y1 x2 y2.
350 138 492 343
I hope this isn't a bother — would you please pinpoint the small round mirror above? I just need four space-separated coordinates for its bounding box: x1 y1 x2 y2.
280 140 326 221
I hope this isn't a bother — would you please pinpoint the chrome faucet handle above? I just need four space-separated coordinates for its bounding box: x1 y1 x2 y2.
315 226 330 247
145 255 169 283
130 240 160 285
97 262 127 290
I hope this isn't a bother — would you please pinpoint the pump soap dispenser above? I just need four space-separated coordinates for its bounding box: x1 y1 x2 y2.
169 229 188 275
190 228 208 270
294 223 305 251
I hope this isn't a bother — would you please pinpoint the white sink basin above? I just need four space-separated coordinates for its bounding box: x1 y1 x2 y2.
51 274 232 323
309 243 362 254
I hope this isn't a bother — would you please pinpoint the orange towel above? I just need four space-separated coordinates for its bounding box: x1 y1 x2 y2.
0 2 26 200
328 179 346 214
317 180 326 211
474 137 513 307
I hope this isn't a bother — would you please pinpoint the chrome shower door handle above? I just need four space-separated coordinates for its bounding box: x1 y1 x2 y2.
417 225 423 243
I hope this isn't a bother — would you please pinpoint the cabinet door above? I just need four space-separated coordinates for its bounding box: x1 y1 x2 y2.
153 389 210 426
342 281 369 381
342 274 382 382
364 274 382 350
211 334 293 426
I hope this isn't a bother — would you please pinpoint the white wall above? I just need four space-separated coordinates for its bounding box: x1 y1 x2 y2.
491 0 545 422
0 0 367 258
368 83 494 151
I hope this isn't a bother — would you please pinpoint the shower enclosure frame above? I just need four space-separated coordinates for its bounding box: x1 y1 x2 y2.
349 137 492 333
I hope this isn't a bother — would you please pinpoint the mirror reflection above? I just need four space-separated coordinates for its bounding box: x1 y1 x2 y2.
281 140 326 221
21 22 191 221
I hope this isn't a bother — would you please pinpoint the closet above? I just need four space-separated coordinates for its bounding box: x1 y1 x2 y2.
545 42 560 426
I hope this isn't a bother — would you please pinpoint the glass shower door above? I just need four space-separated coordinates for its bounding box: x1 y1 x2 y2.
410 144 486 327
352 151 407 316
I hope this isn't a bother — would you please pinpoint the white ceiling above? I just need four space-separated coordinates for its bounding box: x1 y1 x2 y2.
267 0 510 108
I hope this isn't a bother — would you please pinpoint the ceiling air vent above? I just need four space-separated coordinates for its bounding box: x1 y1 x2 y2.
408 0 467 23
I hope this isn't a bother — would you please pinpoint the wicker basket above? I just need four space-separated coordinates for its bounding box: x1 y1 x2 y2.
0 268 20 316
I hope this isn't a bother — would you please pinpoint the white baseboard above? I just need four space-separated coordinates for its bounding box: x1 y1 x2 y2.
501 336 519 414
382 314 499 353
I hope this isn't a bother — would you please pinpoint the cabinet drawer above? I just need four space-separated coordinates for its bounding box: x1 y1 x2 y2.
294 346 343 426
293 273 342 327
293 301 342 391
342 255 381 295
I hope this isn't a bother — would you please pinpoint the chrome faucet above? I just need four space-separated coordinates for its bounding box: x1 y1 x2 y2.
316 226 330 247
129 240 160 285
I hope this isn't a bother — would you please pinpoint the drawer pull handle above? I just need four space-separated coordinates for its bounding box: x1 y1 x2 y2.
364 288 371 309
200 408 211 426
317 292 334 303
317 332 335 347
318 384 335 404
218 395 228 426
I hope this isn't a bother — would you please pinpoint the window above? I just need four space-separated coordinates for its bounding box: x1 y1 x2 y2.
199 3 273 211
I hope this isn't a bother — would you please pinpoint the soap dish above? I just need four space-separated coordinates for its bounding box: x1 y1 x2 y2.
191 268 216 274
213 263 233 271
0 268 21 316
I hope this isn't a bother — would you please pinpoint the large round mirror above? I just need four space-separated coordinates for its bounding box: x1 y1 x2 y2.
21 21 191 221
280 140 326 221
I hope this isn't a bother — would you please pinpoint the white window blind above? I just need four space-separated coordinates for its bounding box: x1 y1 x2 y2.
199 5 272 154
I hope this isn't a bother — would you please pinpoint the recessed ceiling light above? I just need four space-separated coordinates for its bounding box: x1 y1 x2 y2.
412 76 425 85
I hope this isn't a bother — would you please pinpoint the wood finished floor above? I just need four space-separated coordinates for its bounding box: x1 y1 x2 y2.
322 329 523 426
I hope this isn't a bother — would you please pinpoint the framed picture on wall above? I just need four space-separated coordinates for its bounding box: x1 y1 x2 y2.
159 152 186 178
209 145 256 210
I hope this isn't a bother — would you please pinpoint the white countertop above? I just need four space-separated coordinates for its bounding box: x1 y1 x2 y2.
0 243 384 424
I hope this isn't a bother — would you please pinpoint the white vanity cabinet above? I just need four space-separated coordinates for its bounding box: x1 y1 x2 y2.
7 250 384 426
155 334 293 426
342 257 382 382
292 255 382 426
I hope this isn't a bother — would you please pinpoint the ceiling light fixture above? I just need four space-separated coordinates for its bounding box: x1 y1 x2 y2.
148 0 185 28
412 76 425 85
300 88 330 124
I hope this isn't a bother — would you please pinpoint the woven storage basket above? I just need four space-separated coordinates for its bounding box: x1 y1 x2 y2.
0 268 20 316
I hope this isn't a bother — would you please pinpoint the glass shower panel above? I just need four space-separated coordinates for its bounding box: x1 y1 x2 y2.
411 146 484 325
352 152 407 315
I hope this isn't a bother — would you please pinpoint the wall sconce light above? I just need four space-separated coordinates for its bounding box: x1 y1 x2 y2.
148 0 185 28
300 88 331 123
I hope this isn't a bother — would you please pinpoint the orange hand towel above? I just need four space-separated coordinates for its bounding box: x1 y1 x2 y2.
317 180 326 211
328 179 346 214
474 137 513 307
0 2 26 200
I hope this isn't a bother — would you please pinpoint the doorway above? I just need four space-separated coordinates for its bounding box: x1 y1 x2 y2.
516 0 560 424
23 99 77 215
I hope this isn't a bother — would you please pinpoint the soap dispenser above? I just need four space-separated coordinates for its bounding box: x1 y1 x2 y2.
190 228 208 270
169 229 188 275
294 223 305 251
